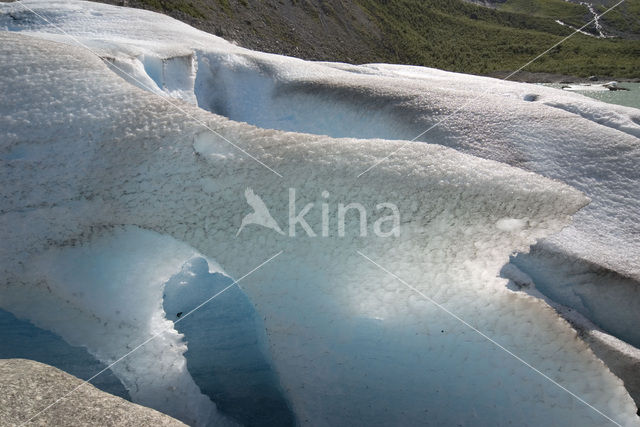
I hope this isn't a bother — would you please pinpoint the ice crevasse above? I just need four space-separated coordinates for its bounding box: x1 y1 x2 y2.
0 1 639 426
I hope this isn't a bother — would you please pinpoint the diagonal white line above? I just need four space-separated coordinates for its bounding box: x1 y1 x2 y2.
356 250 622 427
14 1 283 178
356 0 626 178
20 250 283 426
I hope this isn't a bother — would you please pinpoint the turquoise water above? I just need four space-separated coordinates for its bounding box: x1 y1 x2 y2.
544 82 640 110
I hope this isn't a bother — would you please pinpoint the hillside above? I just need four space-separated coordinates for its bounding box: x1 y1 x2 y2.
95 0 640 80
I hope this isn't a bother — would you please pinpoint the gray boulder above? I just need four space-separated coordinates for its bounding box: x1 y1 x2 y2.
0 359 186 426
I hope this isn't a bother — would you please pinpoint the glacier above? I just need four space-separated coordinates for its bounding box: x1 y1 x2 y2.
0 1 639 426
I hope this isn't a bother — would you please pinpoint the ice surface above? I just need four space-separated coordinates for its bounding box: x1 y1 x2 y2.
1 2 639 426
4 1 638 357
511 245 640 348
503 262 640 410
31 0 636 377
3 0 637 282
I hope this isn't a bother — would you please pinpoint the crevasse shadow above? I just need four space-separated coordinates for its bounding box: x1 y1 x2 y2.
163 257 295 427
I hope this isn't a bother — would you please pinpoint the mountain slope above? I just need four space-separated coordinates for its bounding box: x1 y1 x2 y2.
94 0 640 79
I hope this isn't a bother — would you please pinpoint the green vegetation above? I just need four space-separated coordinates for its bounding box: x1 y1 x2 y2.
598 0 640 35
136 0 205 19
214 0 233 16
111 0 640 79
498 0 588 28
354 0 640 78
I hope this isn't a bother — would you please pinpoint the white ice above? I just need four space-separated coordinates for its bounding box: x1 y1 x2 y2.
1 1 639 426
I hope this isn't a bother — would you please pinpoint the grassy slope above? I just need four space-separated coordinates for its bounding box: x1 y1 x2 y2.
597 0 640 35
99 0 640 79
355 0 640 78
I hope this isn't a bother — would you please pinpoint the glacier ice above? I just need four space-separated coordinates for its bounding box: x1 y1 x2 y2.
1 225 233 426
5 0 638 356
511 246 640 349
502 261 640 414
6 0 637 280
1 1 639 426
163 258 294 426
